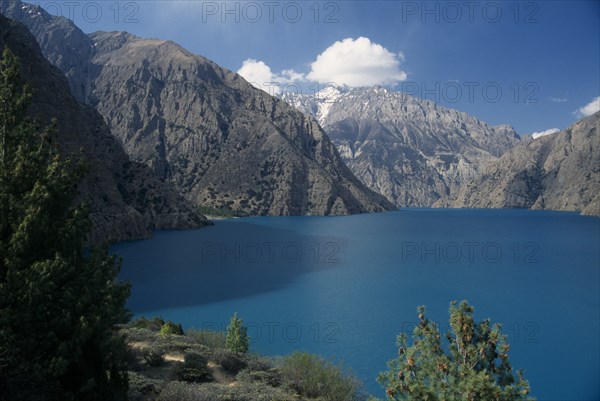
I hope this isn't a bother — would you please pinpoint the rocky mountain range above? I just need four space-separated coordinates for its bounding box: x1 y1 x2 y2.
449 112 600 216
1 0 393 217
2 0 597 221
0 14 209 244
282 86 521 207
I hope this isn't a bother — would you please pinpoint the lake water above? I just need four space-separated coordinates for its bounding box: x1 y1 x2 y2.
113 209 600 400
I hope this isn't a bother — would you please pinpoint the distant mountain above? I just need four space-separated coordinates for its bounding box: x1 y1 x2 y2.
282 86 520 207
0 15 208 244
2 0 393 216
450 112 600 216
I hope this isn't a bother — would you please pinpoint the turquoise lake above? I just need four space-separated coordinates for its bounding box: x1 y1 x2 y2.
113 209 600 400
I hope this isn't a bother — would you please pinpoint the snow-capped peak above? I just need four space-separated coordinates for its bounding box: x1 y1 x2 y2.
314 85 347 122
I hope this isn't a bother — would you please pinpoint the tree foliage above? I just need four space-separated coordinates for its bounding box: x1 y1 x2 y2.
160 320 184 336
378 301 534 401
280 352 361 401
225 312 249 354
0 48 130 401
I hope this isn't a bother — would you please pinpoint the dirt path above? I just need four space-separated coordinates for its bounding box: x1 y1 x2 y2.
207 362 236 386
131 341 235 386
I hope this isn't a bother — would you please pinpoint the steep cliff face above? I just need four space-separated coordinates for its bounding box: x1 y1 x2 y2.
2 0 393 216
0 0 93 102
86 32 393 215
451 112 600 216
0 15 208 244
283 86 520 207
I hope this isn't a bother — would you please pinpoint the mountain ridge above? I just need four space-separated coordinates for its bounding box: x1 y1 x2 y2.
0 14 210 244
1 0 394 217
448 112 600 216
5 0 596 218
282 85 520 207
87 30 393 215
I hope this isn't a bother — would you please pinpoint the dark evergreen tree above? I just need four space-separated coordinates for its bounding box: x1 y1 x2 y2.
378 301 534 401
0 48 130 401
225 312 249 354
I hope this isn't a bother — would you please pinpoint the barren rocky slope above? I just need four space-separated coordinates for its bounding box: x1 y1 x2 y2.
283 86 520 207
2 0 393 216
86 32 393 215
0 15 208 244
450 112 600 216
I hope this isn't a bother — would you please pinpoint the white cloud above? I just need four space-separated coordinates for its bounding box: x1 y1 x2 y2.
237 59 281 94
531 128 560 139
280 69 305 82
237 60 305 95
238 37 406 92
306 37 407 87
575 96 600 117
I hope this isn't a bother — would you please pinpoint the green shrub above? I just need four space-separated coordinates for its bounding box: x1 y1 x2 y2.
140 345 166 367
160 321 184 336
122 327 156 344
175 352 212 383
187 329 227 349
130 317 150 329
211 348 247 374
280 352 361 401
156 381 298 401
184 352 208 368
197 205 247 218
236 368 281 387
244 354 273 372
222 381 299 401
154 382 217 401
162 334 193 350
127 371 163 401
131 316 165 332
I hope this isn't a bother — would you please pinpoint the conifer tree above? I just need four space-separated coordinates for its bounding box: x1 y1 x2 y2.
378 300 534 401
225 312 249 354
0 48 130 401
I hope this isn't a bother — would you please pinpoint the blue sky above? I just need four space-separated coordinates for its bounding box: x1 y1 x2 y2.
39 0 599 135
